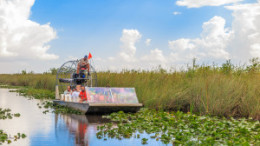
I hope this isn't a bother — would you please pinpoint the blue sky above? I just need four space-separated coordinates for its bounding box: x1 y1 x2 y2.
30 0 232 59
0 0 259 73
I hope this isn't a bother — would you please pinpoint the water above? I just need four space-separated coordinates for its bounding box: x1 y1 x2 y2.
0 89 164 146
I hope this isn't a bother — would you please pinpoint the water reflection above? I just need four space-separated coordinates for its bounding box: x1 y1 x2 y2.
0 89 163 146
0 89 53 146
56 114 108 146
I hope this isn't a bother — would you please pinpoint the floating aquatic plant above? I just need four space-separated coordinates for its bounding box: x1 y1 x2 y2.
0 108 26 145
97 109 260 145
38 100 83 115
0 131 27 145
0 108 20 120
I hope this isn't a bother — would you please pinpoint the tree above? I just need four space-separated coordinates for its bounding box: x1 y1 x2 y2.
49 68 58 75
21 70 27 75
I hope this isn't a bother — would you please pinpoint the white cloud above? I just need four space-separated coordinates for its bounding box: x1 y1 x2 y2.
145 38 151 46
168 1 260 64
173 11 181 15
141 48 167 67
176 0 243 8
96 2 260 71
94 29 168 71
74 1 260 72
169 38 195 51
0 0 58 60
225 1 260 61
251 44 260 57
169 16 231 63
95 1 260 71
119 29 141 62
94 29 143 71
2 0 259 73
117 30 167 69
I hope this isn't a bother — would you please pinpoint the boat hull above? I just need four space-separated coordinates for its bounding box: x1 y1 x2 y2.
53 100 143 114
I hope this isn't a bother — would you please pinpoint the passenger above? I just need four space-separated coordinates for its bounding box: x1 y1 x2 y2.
79 86 87 103
72 85 81 99
76 55 90 75
64 86 72 95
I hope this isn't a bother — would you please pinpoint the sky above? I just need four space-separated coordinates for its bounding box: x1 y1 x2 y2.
0 0 260 73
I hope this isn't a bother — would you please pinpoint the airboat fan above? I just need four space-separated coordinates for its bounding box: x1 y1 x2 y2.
56 59 97 92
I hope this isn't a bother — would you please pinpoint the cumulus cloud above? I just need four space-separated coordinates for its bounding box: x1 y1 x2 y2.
119 29 141 62
0 0 58 60
95 1 260 71
95 29 142 70
118 30 168 69
3 0 258 73
168 1 260 63
173 11 181 15
145 39 151 46
97 1 260 71
141 48 167 68
169 16 231 63
176 0 242 8
225 1 260 61
94 29 168 71
93 1 260 72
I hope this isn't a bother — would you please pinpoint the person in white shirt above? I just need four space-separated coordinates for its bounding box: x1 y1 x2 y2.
71 85 81 102
64 86 72 95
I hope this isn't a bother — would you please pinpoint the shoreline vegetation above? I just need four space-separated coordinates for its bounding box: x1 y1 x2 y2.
0 59 259 120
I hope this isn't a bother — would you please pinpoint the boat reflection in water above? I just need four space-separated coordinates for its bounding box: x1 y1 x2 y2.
55 114 108 146
0 89 162 146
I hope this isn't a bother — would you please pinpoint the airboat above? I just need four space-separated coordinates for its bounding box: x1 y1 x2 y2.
53 58 142 114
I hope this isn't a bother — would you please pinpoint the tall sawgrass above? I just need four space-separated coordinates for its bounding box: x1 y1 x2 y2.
0 59 259 119
0 74 56 91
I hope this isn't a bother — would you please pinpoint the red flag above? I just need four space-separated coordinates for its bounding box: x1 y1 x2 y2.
88 52 92 59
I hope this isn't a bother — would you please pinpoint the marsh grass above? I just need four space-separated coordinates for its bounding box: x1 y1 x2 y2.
0 74 56 90
0 59 259 119
15 88 55 99
97 59 260 120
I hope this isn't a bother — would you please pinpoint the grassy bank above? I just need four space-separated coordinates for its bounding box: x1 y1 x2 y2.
0 59 259 119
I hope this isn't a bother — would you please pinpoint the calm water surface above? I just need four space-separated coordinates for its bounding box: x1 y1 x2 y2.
0 89 165 146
